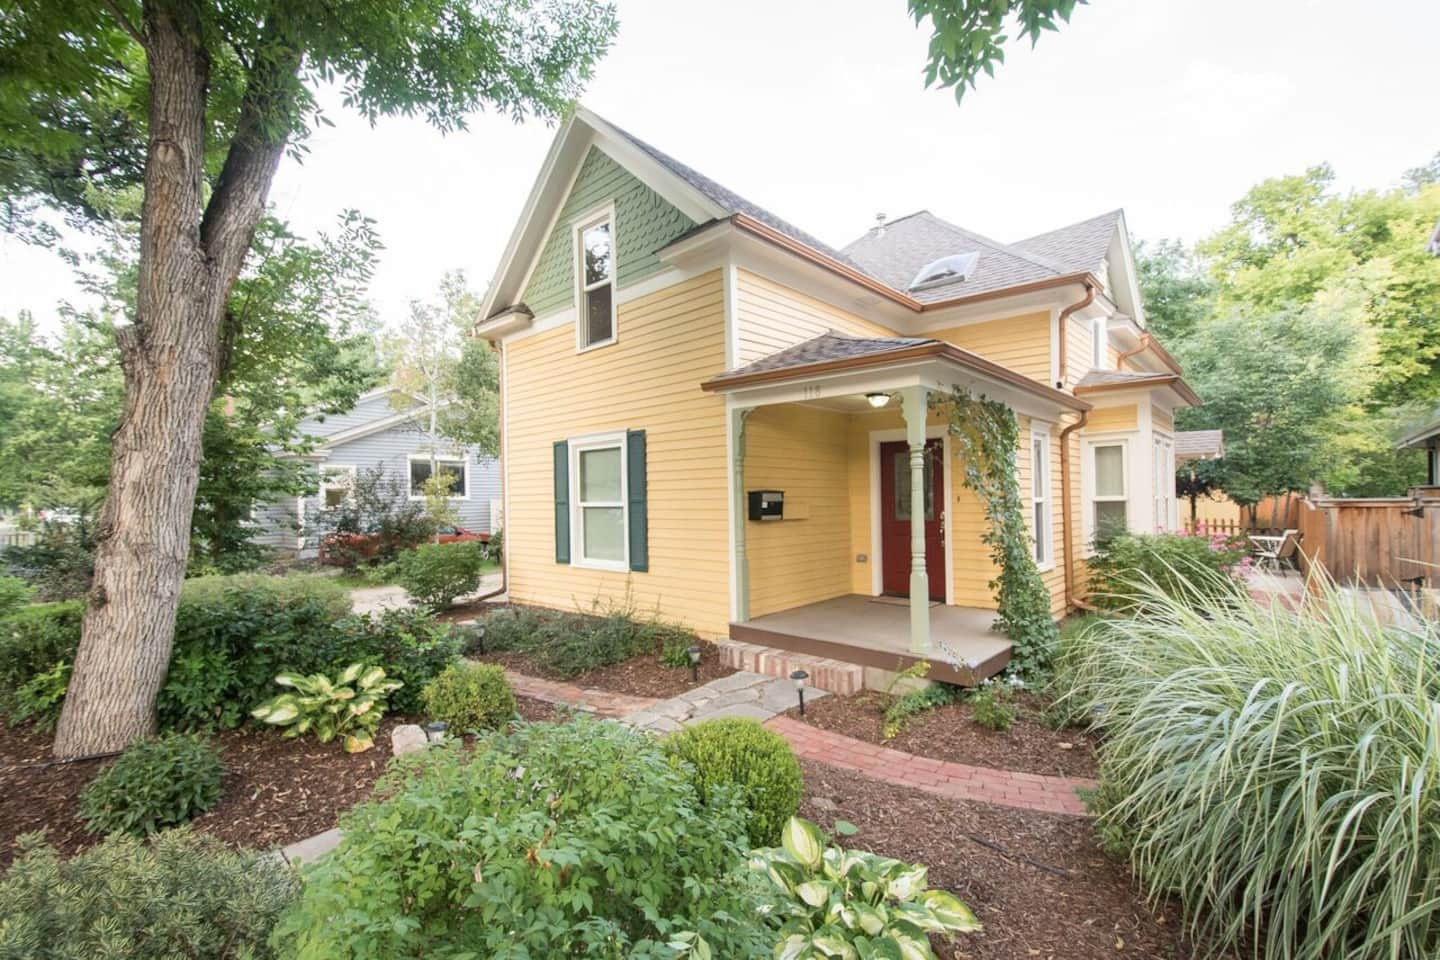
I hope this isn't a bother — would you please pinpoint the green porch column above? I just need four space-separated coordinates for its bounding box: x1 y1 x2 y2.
900 385 931 653
731 406 752 623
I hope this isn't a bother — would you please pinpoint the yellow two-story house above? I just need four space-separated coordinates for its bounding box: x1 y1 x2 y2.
475 107 1198 689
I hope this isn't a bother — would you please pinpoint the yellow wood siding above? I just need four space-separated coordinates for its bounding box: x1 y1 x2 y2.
745 405 854 616
1152 406 1174 432
931 312 1052 384
1086 404 1138 433
735 270 894 365
1016 416 1067 615
505 270 731 637
1065 315 1091 387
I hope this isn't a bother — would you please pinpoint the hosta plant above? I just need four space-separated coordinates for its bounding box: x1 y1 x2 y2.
752 816 980 959
250 663 401 752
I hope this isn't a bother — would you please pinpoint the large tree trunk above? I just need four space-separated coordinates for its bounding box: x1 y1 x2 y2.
54 0 295 757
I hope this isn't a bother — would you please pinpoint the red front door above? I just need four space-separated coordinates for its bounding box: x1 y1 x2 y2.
880 439 945 600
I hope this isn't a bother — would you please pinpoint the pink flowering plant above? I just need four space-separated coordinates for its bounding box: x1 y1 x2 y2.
1088 529 1248 614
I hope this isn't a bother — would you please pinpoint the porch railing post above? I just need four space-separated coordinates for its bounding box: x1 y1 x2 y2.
900 386 930 653
731 406 752 623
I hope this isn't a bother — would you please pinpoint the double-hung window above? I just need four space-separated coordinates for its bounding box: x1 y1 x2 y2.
572 435 627 567
319 465 356 508
409 456 468 499
1092 442 1128 540
577 212 615 349
1031 430 1051 566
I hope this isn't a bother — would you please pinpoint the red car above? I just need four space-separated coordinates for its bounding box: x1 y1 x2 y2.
435 524 491 545
319 526 490 565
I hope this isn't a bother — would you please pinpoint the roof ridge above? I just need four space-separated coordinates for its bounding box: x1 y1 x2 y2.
1014 208 1123 247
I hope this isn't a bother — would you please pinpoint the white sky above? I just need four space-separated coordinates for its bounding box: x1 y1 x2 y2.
2 0 1437 330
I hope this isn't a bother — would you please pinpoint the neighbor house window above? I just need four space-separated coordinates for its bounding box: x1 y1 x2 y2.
577 212 615 349
1031 430 1051 565
1092 442 1127 539
319 465 356 508
571 434 627 567
409 456 468 499
1092 316 1108 369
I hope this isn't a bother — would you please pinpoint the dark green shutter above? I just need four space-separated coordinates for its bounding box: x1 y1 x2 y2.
627 429 648 572
553 440 570 564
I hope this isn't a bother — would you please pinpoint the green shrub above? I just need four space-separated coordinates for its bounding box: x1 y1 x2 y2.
0 518 95 600
665 717 803 846
388 540 487 609
883 682 960 739
0 576 33 617
968 680 1015 732
0 830 297 960
9 660 70 730
0 601 83 716
251 664 401 753
420 661 515 732
476 597 697 679
1059 574 1440 960
79 733 225 836
1087 530 1247 614
310 607 461 714
273 716 770 959
752 816 981 958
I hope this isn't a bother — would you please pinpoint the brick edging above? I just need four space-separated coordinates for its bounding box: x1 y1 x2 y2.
764 715 1095 817
502 669 660 719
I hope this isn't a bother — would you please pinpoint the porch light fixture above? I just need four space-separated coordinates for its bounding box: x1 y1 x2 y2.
790 669 810 715
687 643 702 683
865 392 891 409
423 720 449 744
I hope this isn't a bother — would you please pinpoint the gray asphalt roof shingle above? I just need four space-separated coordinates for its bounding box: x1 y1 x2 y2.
722 331 937 378
1075 369 1174 389
1175 429 1225 460
1014 210 1123 273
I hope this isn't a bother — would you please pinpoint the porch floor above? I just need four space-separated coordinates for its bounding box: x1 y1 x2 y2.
730 595 1012 687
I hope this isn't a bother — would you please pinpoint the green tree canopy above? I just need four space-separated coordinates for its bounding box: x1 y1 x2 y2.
910 0 1086 101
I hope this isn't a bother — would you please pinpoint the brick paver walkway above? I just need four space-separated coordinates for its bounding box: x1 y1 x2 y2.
503 670 660 719
765 715 1096 817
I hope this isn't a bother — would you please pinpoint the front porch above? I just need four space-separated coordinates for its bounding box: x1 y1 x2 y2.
730 594 1012 686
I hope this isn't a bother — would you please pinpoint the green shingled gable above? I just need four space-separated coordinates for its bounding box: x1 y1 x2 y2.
521 146 698 316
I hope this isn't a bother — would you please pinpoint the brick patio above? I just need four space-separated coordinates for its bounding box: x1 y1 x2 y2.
765 715 1096 817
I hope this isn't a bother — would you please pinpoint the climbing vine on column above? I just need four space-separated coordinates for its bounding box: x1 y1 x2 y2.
935 388 1058 675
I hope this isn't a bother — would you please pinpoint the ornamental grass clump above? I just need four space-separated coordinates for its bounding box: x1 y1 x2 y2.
1060 572 1440 960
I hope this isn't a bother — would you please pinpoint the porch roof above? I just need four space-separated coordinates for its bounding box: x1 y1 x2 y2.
700 331 1089 414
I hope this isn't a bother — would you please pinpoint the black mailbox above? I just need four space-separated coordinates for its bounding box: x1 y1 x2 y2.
747 490 784 521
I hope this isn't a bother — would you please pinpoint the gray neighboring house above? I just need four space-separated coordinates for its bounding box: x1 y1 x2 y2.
253 388 501 556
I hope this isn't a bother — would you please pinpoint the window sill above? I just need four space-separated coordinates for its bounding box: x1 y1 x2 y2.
1035 560 1056 573
576 336 617 355
570 557 629 572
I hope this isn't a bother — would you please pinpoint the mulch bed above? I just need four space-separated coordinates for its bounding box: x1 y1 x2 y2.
0 695 561 868
791 691 1099 779
800 760 1202 960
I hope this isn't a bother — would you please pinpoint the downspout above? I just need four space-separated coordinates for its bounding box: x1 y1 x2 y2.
1055 280 1097 389
471 339 508 605
1116 332 1153 371
1059 409 1090 612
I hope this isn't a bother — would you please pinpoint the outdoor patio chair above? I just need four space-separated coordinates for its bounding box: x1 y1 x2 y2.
1249 529 1302 571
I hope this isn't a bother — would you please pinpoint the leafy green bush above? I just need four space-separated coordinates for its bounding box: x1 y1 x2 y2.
0 518 96 600
389 540 486 609
0 830 297 960
882 682 960 739
273 716 770 959
1087 530 1247 614
9 660 70 730
420 661 515 732
0 601 83 716
0 576 33 617
967 680 1015 732
251 664 401 753
477 597 697 679
79 733 225 836
665 717 803 846
1059 575 1440 960
752 816 980 958
308 607 461 715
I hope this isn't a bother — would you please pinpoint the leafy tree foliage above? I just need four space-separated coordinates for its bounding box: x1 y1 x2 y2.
910 0 1086 101
1133 239 1214 343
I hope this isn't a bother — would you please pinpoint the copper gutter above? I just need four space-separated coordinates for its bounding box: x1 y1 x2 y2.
1058 410 1090 611
1054 281 1098 389
1116 331 1184 376
700 339 1090 412
1075 374 1201 407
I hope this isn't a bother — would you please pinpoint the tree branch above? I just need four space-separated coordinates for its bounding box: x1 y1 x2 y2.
100 0 148 50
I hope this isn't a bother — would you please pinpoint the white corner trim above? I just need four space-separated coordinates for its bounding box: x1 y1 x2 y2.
723 259 740 370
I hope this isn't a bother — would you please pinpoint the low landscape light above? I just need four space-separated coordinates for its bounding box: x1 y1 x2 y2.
424 720 449 744
790 669 810 715
687 643 702 682
865 392 891 409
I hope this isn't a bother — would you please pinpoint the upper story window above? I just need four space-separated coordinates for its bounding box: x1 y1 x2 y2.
577 212 615 349
1091 316 1108 370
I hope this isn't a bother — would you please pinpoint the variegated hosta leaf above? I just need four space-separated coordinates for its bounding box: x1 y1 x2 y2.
854 902 887 936
774 934 808 960
891 931 934 960
273 672 305 688
350 698 375 716
885 866 928 902
358 666 387 689
344 731 374 753
338 663 364 685
811 932 859 959
782 817 825 869
919 890 981 932
332 687 357 701
796 880 833 909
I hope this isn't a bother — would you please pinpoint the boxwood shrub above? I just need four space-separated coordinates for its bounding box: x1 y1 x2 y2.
665 717 803 846
420 661 515 732
273 716 770 958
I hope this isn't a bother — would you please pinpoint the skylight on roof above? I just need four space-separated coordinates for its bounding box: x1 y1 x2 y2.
909 252 979 290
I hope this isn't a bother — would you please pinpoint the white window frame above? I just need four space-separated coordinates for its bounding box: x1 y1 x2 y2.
569 431 629 571
407 453 471 501
1091 316 1109 370
1030 428 1053 570
1153 435 1175 532
574 204 618 353
1088 440 1129 541
319 464 357 509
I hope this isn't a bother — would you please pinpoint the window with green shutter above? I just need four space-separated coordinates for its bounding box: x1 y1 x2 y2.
556 431 648 572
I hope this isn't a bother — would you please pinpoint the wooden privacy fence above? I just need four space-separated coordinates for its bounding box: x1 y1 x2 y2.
1297 487 1440 588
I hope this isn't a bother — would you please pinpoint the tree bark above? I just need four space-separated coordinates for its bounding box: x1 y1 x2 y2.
53 0 296 757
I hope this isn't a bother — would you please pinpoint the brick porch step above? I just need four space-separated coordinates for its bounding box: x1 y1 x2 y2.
714 640 864 696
